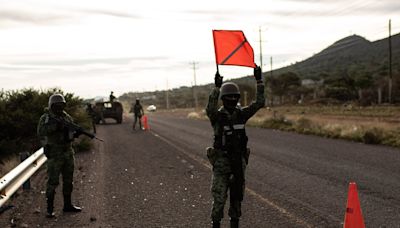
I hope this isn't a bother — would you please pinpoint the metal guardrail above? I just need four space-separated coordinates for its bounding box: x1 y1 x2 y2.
0 148 47 207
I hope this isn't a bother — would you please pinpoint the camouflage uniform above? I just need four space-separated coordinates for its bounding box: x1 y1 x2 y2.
206 81 265 222
131 101 144 130
86 104 96 133
109 91 116 103
37 108 79 216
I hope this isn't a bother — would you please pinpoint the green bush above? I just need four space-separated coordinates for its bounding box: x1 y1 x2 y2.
381 129 400 147
0 88 92 159
362 127 384 144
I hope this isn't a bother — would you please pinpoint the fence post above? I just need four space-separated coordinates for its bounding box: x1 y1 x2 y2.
19 152 31 190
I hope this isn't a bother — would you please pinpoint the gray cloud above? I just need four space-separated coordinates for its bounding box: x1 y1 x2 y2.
0 9 69 25
10 56 168 66
0 56 173 76
0 7 142 28
184 1 399 19
77 9 141 19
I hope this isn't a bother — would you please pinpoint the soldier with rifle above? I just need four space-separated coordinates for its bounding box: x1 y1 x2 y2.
85 103 97 133
206 66 265 228
37 94 102 218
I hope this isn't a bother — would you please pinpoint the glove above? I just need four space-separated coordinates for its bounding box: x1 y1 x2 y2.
254 65 262 81
214 71 223 88
73 130 83 138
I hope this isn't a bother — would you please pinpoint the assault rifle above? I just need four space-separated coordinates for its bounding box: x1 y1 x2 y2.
50 116 104 142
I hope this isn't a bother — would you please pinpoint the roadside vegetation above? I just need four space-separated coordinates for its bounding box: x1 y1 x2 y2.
149 34 400 148
0 88 93 173
186 105 400 148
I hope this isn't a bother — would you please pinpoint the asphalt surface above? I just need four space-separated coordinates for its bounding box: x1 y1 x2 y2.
1 112 399 227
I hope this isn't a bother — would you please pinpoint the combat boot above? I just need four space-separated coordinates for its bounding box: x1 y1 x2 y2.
46 196 55 218
63 195 82 212
212 220 220 228
230 218 239 228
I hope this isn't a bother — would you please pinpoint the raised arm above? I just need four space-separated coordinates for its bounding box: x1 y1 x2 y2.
206 71 223 125
242 66 265 121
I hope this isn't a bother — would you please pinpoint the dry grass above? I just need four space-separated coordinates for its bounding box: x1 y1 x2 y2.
187 112 202 120
187 105 400 148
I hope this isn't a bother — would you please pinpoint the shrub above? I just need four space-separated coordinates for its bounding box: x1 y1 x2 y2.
0 88 92 159
381 129 400 147
362 127 384 144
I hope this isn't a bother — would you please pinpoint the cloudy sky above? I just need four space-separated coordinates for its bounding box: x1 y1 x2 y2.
0 0 399 98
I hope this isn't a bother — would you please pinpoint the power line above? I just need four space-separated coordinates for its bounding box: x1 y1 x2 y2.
388 19 393 103
166 78 170 109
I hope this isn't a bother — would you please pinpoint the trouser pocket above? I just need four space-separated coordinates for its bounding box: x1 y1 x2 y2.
206 147 217 166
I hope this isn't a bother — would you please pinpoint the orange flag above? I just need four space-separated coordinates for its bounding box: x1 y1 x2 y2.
212 30 256 68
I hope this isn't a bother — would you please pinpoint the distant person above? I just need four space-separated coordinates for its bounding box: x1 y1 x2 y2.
130 98 144 130
206 66 265 228
85 103 96 133
109 91 116 103
37 94 82 218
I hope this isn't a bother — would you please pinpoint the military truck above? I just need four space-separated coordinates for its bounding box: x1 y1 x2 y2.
94 101 123 124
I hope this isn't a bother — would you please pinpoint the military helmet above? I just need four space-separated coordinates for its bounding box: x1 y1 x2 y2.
48 94 66 108
220 82 240 99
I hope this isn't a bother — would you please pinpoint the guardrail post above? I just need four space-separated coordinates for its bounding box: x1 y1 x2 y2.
20 152 31 190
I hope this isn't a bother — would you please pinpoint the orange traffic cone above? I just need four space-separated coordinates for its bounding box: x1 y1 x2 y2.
344 182 365 228
142 115 150 130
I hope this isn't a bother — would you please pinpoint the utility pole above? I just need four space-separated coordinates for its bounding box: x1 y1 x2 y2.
270 56 273 78
190 61 199 109
388 19 393 103
259 26 263 68
269 56 273 106
166 78 170 109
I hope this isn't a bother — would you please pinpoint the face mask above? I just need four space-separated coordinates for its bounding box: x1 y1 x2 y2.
223 97 239 110
51 103 65 115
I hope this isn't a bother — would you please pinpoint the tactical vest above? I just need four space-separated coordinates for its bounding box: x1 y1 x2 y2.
42 112 74 145
213 108 248 153
134 104 142 114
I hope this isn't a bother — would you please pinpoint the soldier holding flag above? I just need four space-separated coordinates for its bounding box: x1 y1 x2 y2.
206 30 265 228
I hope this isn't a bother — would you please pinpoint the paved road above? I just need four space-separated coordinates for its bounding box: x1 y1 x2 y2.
147 112 400 227
1 112 399 227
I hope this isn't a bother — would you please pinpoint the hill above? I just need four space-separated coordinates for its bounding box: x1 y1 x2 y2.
120 33 400 107
273 33 400 80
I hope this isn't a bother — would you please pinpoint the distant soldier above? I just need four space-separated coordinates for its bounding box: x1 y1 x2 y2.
37 94 82 218
206 66 265 228
85 103 96 133
109 91 116 103
97 103 106 124
130 98 144 130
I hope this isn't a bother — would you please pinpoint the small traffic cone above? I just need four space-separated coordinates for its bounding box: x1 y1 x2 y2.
344 182 365 228
142 115 150 130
